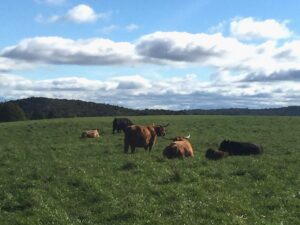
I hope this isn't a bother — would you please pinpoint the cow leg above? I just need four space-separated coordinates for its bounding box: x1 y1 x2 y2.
148 144 153 152
124 141 129 153
130 145 136 153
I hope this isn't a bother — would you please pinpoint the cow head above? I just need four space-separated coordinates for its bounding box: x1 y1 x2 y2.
219 139 231 150
154 123 169 136
172 134 191 141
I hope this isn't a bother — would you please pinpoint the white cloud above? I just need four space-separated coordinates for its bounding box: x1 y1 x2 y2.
112 75 152 90
125 24 139 32
65 4 106 23
0 57 35 72
35 0 66 6
230 17 292 40
99 25 118 34
1 36 139 66
38 4 109 24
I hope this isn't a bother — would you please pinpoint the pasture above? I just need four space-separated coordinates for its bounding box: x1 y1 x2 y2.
0 115 299 225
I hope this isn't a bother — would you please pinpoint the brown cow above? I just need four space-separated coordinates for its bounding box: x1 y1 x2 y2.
81 129 100 138
163 134 194 159
124 124 169 153
205 148 228 160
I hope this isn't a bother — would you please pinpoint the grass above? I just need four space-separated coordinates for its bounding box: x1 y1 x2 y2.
0 115 299 225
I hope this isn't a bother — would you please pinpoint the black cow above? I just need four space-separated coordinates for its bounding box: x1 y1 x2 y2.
112 118 133 134
219 140 263 155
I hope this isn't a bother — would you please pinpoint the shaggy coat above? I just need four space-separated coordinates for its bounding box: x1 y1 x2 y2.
205 148 228 160
219 140 263 155
112 118 133 134
81 129 100 138
163 137 194 159
124 124 168 153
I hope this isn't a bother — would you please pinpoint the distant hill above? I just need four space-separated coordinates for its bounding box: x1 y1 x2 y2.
4 97 139 120
1 97 300 121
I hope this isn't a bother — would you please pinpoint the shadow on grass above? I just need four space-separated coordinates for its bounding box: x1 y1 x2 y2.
152 155 167 163
2 198 33 212
231 169 267 181
107 212 136 223
119 162 138 171
159 164 182 184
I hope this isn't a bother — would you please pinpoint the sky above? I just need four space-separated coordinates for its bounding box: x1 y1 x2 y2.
1 0 300 110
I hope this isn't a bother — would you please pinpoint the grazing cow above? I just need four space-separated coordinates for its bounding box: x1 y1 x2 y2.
205 148 228 160
81 129 100 138
124 124 169 153
163 134 194 159
219 140 263 155
112 118 133 134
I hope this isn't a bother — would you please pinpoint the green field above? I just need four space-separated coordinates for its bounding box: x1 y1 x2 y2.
0 116 299 225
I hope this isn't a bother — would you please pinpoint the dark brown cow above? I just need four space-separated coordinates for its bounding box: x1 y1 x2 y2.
124 124 169 153
219 140 263 155
163 135 194 159
205 148 228 160
112 118 133 134
81 129 100 138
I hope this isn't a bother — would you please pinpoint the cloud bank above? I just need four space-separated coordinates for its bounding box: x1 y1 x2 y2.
1 17 300 109
1 73 299 109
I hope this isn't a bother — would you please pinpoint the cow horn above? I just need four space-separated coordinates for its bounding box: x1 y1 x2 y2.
185 134 191 139
163 123 169 127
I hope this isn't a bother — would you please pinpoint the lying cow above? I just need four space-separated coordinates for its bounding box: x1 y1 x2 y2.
124 123 169 153
219 140 263 155
205 148 228 160
81 129 100 138
112 118 133 134
163 134 194 159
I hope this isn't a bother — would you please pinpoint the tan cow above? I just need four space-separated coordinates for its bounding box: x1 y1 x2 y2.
163 134 194 159
124 124 169 153
81 129 100 138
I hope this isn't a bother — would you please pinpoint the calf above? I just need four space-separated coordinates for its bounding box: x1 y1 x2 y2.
205 148 228 160
81 129 100 138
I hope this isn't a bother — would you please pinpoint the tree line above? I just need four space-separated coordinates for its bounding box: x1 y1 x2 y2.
0 97 300 122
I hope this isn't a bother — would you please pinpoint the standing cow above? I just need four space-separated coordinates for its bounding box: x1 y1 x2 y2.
163 134 194 159
112 118 133 134
219 140 263 155
124 124 169 153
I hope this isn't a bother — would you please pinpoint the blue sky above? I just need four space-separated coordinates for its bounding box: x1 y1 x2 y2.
1 0 300 109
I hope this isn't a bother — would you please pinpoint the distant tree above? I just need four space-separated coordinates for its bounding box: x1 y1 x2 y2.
47 109 56 119
31 109 44 120
0 103 26 122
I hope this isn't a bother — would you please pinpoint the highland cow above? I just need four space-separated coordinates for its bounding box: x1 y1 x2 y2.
163 135 194 159
219 140 263 155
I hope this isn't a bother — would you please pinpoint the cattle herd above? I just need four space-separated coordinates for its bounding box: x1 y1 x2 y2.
81 118 263 160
